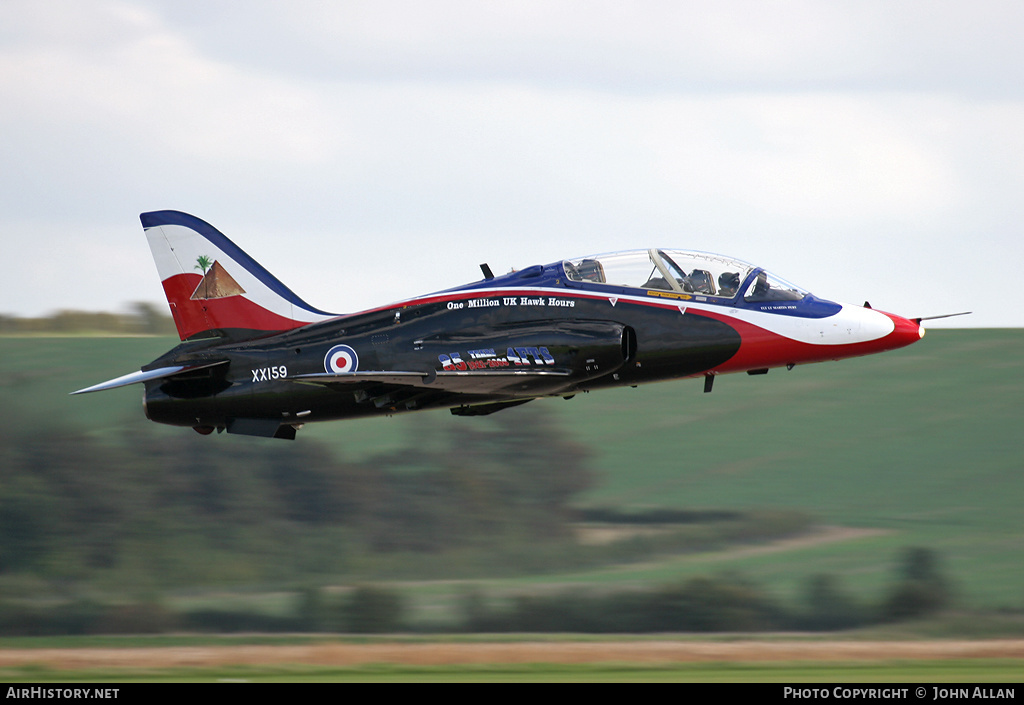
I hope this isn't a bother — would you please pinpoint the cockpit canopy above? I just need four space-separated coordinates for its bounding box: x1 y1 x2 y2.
562 249 808 303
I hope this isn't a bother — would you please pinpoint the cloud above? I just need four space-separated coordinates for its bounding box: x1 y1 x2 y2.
144 1 1024 95
0 1 1021 325
0 1 341 168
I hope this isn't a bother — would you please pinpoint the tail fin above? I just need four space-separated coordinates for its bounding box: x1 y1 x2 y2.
141 210 337 341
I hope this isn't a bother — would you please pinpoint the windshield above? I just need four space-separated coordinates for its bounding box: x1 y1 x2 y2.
564 249 755 299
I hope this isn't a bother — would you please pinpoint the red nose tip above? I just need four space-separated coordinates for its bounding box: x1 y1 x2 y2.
884 312 926 350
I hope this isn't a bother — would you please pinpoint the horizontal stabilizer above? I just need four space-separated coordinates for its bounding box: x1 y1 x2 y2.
70 360 228 395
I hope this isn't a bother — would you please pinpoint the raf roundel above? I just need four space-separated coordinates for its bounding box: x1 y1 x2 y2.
325 345 359 374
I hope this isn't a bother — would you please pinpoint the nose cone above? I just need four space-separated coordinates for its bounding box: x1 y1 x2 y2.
881 311 926 351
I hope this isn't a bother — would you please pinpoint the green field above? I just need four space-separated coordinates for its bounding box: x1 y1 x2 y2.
1 660 1021 683
4 329 1024 613
0 634 1020 682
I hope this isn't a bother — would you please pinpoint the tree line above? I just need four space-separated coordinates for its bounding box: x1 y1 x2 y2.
460 547 952 633
0 303 175 335
0 547 953 635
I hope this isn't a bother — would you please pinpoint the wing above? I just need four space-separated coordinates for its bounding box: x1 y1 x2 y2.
291 368 572 395
291 318 630 410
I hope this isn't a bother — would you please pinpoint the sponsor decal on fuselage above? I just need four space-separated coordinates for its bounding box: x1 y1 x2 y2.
439 346 556 371
446 297 576 310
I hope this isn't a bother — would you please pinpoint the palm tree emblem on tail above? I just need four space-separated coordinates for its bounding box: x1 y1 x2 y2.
195 255 213 299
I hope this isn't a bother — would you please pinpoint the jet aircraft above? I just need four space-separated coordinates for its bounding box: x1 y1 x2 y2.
73 211 929 440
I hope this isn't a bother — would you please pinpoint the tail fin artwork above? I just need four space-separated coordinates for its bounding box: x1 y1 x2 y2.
141 211 337 341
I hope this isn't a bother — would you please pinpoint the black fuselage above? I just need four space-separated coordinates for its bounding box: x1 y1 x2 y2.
143 282 741 434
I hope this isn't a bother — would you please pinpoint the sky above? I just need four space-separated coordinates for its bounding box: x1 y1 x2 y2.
1 1 1021 327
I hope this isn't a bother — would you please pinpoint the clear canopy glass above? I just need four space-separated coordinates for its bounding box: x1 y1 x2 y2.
741 270 808 302
562 248 781 300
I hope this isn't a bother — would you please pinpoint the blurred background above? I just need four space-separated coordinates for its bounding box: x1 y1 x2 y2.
0 317 1021 635
1 1 1022 638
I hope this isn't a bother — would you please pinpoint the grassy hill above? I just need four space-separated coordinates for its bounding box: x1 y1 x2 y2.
3 329 1023 611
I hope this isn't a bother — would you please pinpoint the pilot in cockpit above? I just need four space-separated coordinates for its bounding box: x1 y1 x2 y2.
718 272 740 297
577 259 605 283
686 269 715 294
